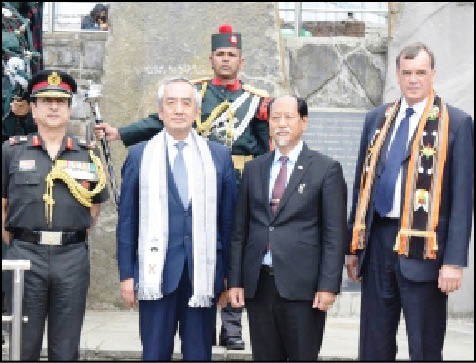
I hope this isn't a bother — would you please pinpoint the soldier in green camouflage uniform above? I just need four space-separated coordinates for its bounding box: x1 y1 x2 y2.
96 24 272 350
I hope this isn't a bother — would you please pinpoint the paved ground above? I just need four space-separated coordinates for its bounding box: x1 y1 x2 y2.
3 309 474 360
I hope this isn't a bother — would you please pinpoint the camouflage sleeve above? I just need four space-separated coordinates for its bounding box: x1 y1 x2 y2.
118 113 164 147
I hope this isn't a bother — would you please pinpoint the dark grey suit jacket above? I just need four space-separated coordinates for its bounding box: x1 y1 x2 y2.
228 143 347 300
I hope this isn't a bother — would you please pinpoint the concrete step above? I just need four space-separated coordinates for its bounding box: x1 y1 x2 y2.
2 310 474 361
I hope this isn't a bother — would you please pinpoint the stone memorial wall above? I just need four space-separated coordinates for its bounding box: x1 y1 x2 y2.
40 2 472 315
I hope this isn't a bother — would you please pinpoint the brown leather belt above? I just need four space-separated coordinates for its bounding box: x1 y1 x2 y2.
12 229 87 246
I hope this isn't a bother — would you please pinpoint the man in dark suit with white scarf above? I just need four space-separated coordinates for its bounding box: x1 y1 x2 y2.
116 78 237 360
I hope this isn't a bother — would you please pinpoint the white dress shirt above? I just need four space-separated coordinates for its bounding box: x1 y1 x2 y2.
263 140 304 266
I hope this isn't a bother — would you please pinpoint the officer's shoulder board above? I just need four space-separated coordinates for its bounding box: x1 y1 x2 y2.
76 137 96 149
242 84 269 98
191 78 211 85
8 135 29 146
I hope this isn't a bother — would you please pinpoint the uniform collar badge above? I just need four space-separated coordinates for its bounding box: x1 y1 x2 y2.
32 135 41 146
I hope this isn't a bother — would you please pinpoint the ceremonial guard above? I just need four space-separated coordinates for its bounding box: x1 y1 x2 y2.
2 69 109 360
96 24 271 349
97 24 271 179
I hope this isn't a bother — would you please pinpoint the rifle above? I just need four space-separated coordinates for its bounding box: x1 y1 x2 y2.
84 83 120 210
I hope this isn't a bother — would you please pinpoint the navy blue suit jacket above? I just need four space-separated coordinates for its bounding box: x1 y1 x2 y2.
348 102 474 281
117 137 237 295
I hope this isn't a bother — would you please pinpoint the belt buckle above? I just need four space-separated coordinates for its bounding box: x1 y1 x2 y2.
40 231 62 246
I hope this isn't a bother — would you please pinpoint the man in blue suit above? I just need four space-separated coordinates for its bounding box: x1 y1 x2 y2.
116 78 237 360
346 42 474 361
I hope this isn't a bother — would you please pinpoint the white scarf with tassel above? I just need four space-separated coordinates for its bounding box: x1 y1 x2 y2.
138 129 217 307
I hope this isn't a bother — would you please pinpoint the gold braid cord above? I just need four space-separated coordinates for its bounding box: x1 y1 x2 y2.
193 80 236 144
225 106 236 148
196 100 231 137
43 150 107 225
195 81 208 132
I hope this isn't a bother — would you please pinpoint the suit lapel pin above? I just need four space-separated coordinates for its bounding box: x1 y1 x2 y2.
298 183 306 194
297 165 303 170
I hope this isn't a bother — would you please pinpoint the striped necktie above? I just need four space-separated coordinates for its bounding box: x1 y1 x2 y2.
270 155 289 215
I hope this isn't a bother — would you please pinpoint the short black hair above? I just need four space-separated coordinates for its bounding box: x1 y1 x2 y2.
296 97 308 118
91 3 108 17
267 96 308 119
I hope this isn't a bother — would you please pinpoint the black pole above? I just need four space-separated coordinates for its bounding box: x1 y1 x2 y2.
90 101 120 210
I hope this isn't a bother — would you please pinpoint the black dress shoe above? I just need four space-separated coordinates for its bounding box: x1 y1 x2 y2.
220 336 245 350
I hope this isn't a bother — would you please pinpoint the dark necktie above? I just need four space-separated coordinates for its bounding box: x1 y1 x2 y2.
172 141 188 208
374 107 414 216
270 156 289 215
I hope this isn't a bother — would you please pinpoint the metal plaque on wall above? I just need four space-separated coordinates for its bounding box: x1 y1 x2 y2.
303 109 367 291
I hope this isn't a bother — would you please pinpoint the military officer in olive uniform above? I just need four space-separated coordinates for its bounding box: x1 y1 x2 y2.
1 69 109 361
95 24 271 350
